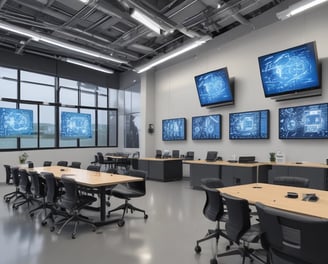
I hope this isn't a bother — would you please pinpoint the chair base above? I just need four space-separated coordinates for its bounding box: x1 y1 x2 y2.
107 200 148 221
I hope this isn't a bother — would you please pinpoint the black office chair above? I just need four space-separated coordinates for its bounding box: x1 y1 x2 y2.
4 164 12 184
97 152 115 169
131 152 140 170
28 171 47 218
57 161 68 167
86 165 101 172
43 161 52 167
155 150 162 159
90 155 98 165
69 161 81 169
195 178 231 256
3 167 24 203
256 202 328 264
206 151 218 162
27 161 34 168
172 150 180 158
107 169 148 227
215 193 265 264
12 169 35 210
273 176 310 188
185 151 194 160
57 176 97 239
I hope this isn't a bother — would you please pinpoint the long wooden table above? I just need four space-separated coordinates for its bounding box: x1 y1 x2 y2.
29 166 143 226
218 183 328 219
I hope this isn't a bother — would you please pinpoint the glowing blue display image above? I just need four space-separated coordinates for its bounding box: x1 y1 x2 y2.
61 112 92 138
192 114 221 140
0 108 33 137
279 103 328 139
258 42 320 97
162 118 186 141
229 110 269 139
194 67 233 107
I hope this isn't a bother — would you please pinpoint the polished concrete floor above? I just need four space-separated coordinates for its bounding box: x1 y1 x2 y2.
0 179 264 264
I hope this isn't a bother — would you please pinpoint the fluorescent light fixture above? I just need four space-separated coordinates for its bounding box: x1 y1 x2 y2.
277 0 328 20
64 58 114 74
131 8 163 35
0 20 127 64
135 36 211 73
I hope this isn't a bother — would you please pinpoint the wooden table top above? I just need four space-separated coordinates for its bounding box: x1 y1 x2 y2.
29 166 142 187
139 157 183 161
218 183 328 219
183 160 260 167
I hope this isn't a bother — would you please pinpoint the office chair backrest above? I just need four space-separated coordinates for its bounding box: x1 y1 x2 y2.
97 152 105 163
11 167 20 186
42 172 59 204
57 161 68 167
4 164 11 183
206 151 218 161
185 151 194 160
43 161 52 167
70 161 81 169
27 161 34 168
30 171 45 197
222 193 251 242
86 165 101 172
172 150 180 158
127 169 146 193
132 151 140 159
256 202 328 264
61 176 79 210
273 176 310 188
19 169 31 193
200 178 225 222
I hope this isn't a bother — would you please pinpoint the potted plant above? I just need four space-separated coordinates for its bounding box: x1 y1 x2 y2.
269 152 276 162
19 152 29 164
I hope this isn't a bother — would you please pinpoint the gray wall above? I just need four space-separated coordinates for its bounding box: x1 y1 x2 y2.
140 3 328 163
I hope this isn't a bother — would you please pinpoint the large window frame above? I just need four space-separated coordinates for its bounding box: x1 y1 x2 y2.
0 67 118 150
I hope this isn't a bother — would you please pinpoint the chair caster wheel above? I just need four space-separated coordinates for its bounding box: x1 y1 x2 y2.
194 245 201 254
92 226 96 232
41 221 47 226
226 245 231 250
5 198 10 203
30 213 34 218
50 226 55 232
72 233 76 239
144 214 148 219
118 219 125 227
210 258 218 264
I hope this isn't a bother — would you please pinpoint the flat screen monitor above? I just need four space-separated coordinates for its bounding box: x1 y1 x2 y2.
229 109 270 139
192 114 221 140
279 103 328 139
0 107 33 137
194 67 234 107
162 118 186 141
258 41 320 100
61 111 92 139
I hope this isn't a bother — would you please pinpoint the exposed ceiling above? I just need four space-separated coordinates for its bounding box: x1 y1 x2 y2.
0 0 289 73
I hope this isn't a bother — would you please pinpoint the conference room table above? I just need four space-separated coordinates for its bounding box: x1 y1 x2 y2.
29 166 143 226
218 183 328 219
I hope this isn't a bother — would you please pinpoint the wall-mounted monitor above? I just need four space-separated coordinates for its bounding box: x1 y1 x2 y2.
162 118 186 141
192 114 221 140
258 41 321 101
0 107 33 137
194 67 234 107
61 111 92 139
229 109 270 139
279 103 328 139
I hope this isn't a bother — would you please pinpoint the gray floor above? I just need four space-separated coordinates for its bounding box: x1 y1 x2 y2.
0 179 264 264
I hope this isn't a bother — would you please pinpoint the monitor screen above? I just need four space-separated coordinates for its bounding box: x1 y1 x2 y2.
258 41 320 99
279 103 328 139
229 110 270 139
0 107 33 137
194 67 234 107
61 111 92 139
192 114 221 140
162 118 186 141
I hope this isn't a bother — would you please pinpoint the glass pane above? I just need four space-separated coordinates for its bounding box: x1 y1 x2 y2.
40 105 55 148
81 91 96 107
59 107 77 147
0 101 17 149
60 88 78 106
109 110 117 147
131 84 140 113
124 89 132 113
21 82 55 102
98 87 108 108
21 71 55 85
59 78 78 88
0 66 17 99
125 113 140 148
80 109 95 147
98 110 108 146
20 104 38 149
109 88 118 108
